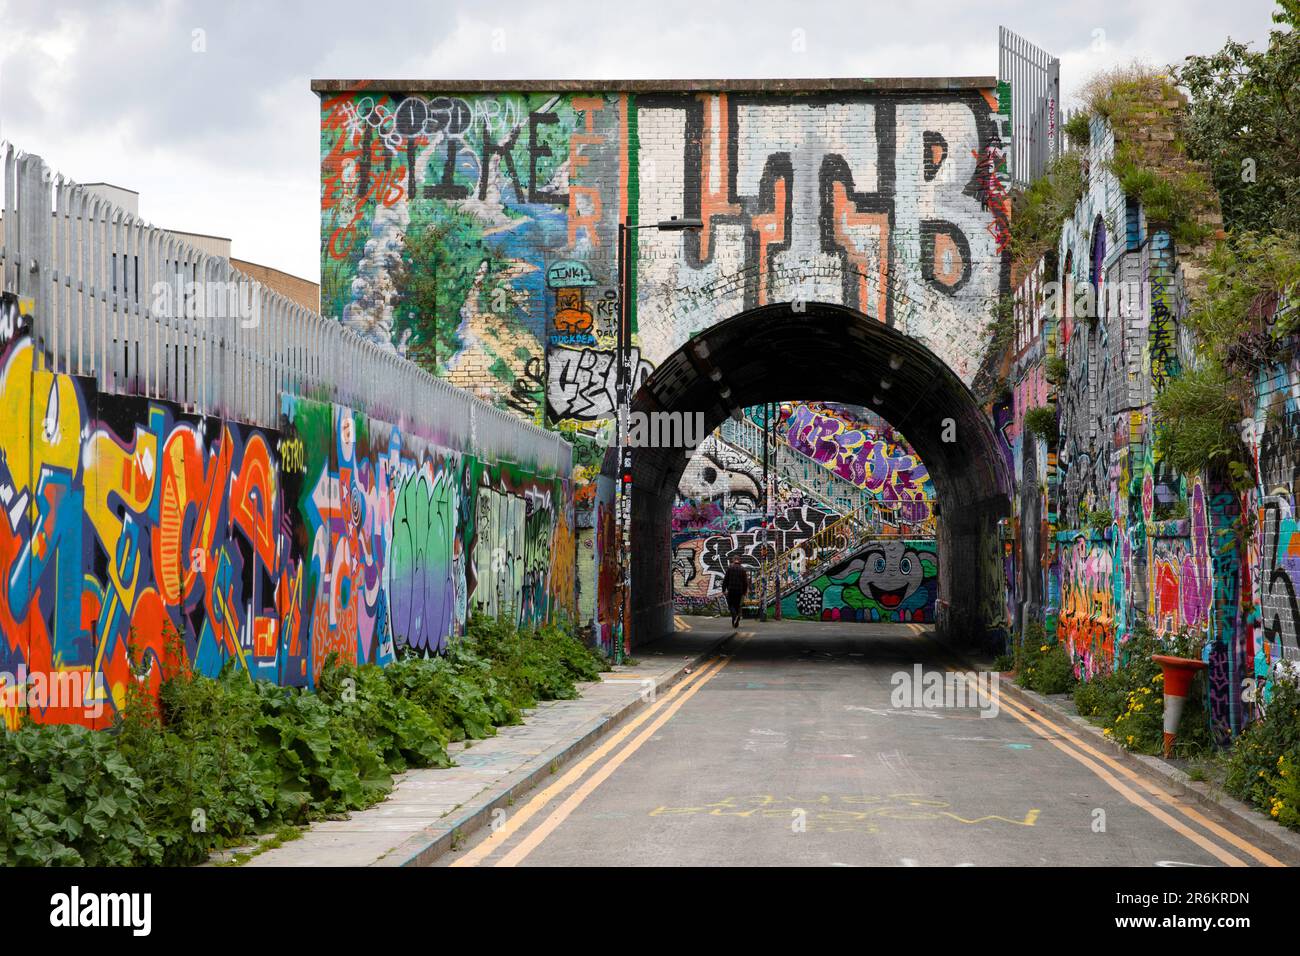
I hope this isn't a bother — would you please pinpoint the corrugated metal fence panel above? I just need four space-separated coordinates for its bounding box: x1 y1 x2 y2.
998 26 1061 188
0 142 570 477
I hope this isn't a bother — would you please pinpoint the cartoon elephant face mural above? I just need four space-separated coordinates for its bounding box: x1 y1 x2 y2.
786 539 938 623
850 541 927 611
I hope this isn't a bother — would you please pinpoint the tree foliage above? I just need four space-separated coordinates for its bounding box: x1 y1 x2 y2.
1175 1 1300 236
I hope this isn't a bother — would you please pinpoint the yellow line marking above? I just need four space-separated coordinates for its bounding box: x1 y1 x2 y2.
449 656 725 867
939 809 1041 826
495 649 737 867
992 691 1246 867
994 689 1285 867
922 634 1279 867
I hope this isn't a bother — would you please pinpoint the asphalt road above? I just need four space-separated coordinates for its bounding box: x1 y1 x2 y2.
444 620 1282 868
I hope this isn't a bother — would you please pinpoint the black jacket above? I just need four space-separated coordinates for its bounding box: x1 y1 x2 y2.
722 565 749 596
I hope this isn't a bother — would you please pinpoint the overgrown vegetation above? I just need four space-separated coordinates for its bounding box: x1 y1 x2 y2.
986 293 1016 352
1075 62 1219 248
1078 60 1178 126
1153 364 1248 480
1109 149 1215 248
1175 1 1300 237
1186 231 1300 367
1142 4 1300 485
1154 232 1300 482
1009 151 1087 271
1013 619 1077 696
1073 625 1213 756
1085 507 1114 535
0 616 606 866
1153 497 1190 522
1062 112 1090 150
1022 404 1057 442
1224 676 1300 829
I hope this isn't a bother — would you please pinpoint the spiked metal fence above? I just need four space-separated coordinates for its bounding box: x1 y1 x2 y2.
999 26 1062 188
0 143 570 475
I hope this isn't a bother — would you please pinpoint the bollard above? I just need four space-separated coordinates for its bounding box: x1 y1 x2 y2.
1151 654 1208 758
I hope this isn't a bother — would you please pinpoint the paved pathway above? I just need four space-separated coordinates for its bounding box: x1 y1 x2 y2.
243 620 730 866
442 621 1288 868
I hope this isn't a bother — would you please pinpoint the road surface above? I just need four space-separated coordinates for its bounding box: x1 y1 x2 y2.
444 620 1282 868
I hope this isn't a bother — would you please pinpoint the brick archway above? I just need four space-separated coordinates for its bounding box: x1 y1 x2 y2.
619 301 1012 649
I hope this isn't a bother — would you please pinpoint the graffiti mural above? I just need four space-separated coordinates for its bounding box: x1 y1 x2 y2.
1057 533 1116 678
319 85 1012 517
671 504 837 607
782 402 934 517
781 540 938 623
0 294 574 729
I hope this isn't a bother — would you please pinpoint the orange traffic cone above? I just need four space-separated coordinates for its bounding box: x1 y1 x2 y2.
1152 654 1208 758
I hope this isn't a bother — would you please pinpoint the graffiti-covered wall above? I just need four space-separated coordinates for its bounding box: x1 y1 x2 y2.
672 504 838 611
1243 299 1300 726
781 539 938 623
317 82 1013 506
0 294 575 729
671 400 937 613
1004 101 1300 741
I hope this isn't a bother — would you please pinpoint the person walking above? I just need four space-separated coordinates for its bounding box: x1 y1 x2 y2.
721 556 749 629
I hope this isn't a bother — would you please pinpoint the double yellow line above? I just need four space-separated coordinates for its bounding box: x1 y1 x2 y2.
926 635 1284 868
450 644 737 867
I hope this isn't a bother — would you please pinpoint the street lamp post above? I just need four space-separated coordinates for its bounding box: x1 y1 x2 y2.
613 215 702 664
760 402 769 622
772 401 782 621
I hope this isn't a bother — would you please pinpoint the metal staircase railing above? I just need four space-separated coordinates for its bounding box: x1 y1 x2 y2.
743 499 936 612
718 414 880 518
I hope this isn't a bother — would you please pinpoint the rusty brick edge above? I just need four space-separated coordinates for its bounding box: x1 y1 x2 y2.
311 76 998 95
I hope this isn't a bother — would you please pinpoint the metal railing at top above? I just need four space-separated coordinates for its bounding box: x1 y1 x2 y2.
999 26 1061 188
719 413 878 516
717 413 936 533
0 143 570 476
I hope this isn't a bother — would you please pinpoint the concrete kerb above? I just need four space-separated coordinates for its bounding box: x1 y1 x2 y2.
374 630 735 867
933 634 1300 866
994 677 1300 865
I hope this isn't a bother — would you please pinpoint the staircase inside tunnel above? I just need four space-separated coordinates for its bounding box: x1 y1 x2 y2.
614 301 1013 652
672 397 939 624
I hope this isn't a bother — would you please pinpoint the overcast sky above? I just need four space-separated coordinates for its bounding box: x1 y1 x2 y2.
0 0 1282 283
